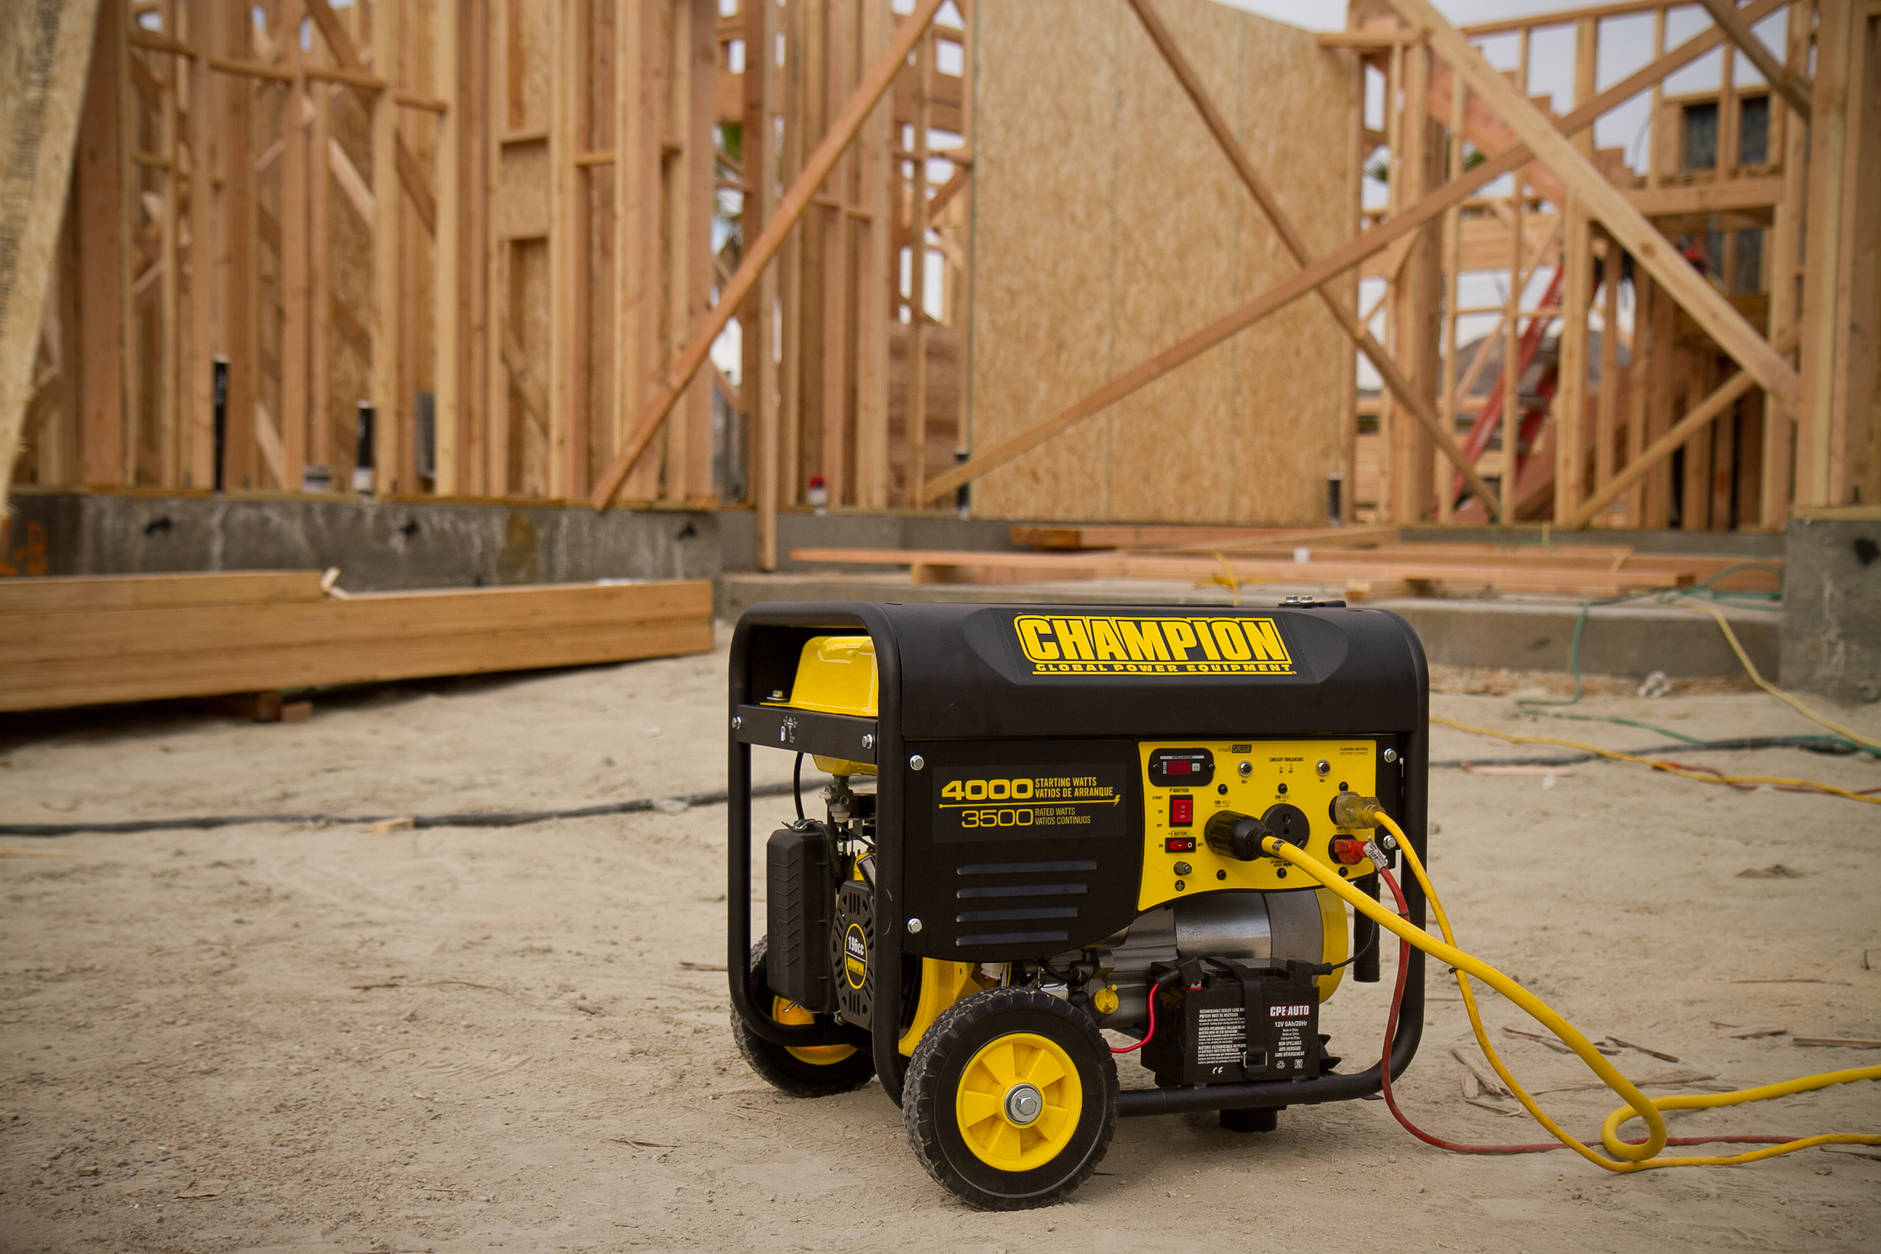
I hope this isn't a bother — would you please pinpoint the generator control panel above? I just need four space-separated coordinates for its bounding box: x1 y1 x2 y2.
1136 738 1381 908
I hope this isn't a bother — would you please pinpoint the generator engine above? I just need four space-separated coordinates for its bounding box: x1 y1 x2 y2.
728 601 1428 1210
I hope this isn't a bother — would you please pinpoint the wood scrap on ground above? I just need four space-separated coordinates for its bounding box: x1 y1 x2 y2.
0 572 715 713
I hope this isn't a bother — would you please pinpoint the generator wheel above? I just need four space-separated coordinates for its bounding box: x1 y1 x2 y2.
731 940 875 1098
903 987 1118 1210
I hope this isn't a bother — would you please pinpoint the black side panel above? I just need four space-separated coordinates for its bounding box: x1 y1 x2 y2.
765 826 834 1011
900 739 1144 959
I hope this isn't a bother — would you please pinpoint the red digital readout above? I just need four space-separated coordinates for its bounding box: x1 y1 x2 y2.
1167 760 1192 774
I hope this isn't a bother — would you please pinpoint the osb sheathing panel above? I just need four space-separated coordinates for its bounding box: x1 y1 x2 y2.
968 0 1117 520
968 0 1355 524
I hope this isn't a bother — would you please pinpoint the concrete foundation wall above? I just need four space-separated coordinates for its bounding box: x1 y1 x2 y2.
1780 509 1881 703
6 493 722 591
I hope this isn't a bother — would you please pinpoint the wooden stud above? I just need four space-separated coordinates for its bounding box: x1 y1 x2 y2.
1796 0 1853 506
778 0 806 513
76 0 127 487
852 0 892 511
817 0 853 509
549 0 578 498
1437 71 1465 523
367 0 399 492
1594 232 1620 523
1646 8 1666 190
685 0 717 502
1762 0 1812 528
953 0 976 514
1555 198 1591 522
1683 353 1714 530
154 0 181 488
1622 270 1650 525
613 0 661 504
904 20 933 511
743 0 781 563
279 0 307 492
434 0 461 495
221 2 256 490
182 0 214 489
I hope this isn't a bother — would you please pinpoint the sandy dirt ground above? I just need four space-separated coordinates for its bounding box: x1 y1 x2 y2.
2 626 1879 1252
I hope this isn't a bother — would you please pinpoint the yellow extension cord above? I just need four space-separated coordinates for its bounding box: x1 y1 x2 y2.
1431 714 1881 807
1261 810 1881 1171
1673 597 1881 756
1431 594 1881 805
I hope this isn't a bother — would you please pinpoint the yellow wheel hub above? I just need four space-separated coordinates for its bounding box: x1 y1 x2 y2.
953 1032 1082 1171
771 995 857 1066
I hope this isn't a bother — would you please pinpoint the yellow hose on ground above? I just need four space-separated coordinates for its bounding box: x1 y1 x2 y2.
1260 809 1881 1171
1431 714 1881 806
1674 597 1881 755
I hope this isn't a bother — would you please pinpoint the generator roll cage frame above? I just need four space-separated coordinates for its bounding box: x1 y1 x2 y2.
727 601 1431 1114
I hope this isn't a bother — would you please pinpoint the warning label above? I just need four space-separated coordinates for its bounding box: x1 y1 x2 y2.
1194 1005 1245 1068
932 764 1129 842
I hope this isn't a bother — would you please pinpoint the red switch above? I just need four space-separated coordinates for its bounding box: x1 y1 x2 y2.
1170 796 1193 826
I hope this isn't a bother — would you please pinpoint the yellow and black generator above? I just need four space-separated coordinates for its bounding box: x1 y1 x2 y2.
727 600 1430 1209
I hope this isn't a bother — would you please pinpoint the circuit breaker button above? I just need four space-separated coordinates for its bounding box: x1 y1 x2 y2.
1169 796 1194 826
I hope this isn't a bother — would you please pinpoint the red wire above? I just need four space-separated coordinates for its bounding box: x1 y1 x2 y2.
1111 978 1161 1055
1372 866 1794 1155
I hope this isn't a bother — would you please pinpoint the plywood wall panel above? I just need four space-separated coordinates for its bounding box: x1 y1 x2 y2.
967 0 1119 521
967 0 1355 525
1108 0 1244 523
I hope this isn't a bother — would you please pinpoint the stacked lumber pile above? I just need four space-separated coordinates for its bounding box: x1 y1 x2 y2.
0 571 713 713
791 525 1780 599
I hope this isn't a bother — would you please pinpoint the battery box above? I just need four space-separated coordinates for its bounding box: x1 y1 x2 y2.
1141 958 1322 1086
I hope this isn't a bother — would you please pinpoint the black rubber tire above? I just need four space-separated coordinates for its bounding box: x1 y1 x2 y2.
731 940 876 1098
903 987 1118 1210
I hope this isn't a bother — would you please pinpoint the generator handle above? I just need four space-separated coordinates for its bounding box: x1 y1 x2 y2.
727 603 907 1063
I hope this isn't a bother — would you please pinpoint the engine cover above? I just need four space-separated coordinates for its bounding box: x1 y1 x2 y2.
832 879 875 1030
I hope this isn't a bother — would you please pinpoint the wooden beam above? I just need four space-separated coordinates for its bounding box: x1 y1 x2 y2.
614 0 660 504
76 0 127 486
1568 329 1800 527
279 1 308 492
923 0 1772 506
1761 0 1812 528
1795 0 1862 506
905 21 933 510
852 0 893 510
1697 0 1812 119
367 0 399 490
549 0 578 498
588 0 948 510
1124 0 1497 515
787 546 1698 595
432 0 460 493
1384 0 1799 413
742 0 780 564
680 0 718 503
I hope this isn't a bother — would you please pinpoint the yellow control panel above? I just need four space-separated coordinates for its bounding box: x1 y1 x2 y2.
1136 738 1380 909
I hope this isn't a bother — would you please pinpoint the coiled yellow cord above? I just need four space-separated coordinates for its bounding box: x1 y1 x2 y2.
1262 810 1881 1171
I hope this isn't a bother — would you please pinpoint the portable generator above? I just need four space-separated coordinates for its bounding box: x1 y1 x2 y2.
727 600 1430 1209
